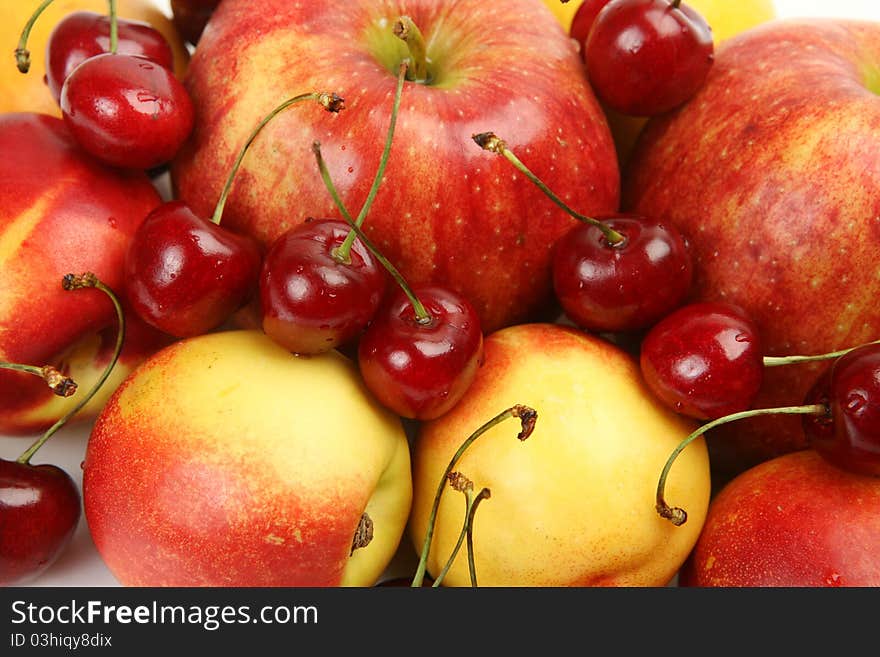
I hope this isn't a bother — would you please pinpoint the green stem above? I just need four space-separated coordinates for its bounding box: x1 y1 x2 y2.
312 140 432 324
763 338 880 367
0 362 77 397
471 132 626 246
393 16 430 83
335 61 408 261
108 0 118 54
410 404 537 587
466 488 491 587
210 91 345 226
15 0 56 73
16 274 125 465
432 479 474 588
656 403 826 526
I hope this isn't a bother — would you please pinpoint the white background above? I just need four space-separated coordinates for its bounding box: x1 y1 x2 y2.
4 0 880 588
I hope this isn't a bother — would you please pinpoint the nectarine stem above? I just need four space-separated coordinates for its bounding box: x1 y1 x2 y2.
210 91 345 226
0 362 77 397
14 0 55 73
466 487 491 587
471 132 627 246
16 274 125 466
656 403 826 526
393 16 430 83
313 140 432 323
411 404 537 587
335 61 408 261
763 338 880 367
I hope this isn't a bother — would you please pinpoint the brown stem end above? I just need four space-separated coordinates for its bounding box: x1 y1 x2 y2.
656 502 688 526
513 404 538 441
472 132 507 155
62 272 98 291
350 512 374 555
447 471 474 494
41 366 77 397
318 92 346 114
15 48 30 73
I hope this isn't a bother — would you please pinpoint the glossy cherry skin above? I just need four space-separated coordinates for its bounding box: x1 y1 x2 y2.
802 343 880 477
125 200 263 338
552 214 692 333
45 11 175 105
259 219 387 355
358 286 484 421
585 0 714 116
570 0 613 58
60 53 194 170
639 302 764 420
0 459 81 586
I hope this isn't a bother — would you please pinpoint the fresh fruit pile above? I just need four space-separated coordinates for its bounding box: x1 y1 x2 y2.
2 0 879 588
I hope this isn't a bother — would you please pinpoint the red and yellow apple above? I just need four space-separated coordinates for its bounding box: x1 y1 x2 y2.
0 113 170 436
679 450 880 587
0 0 189 117
170 0 619 333
623 19 880 476
83 329 413 586
409 323 710 586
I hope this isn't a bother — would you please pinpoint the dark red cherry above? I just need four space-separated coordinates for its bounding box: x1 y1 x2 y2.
803 343 880 477
585 0 714 116
358 286 483 421
60 52 194 170
553 213 692 333
125 200 263 338
570 0 613 58
259 219 387 355
0 459 81 586
170 0 221 45
45 10 174 105
640 302 763 420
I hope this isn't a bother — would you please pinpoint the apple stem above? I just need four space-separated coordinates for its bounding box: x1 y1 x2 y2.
334 61 408 264
431 472 475 587
656 403 826 525
313 140 432 323
466 487 491 587
107 0 119 54
14 0 56 73
393 16 430 83
411 404 537 588
15 273 126 466
209 91 345 226
471 132 627 246
0 362 77 398
763 338 880 368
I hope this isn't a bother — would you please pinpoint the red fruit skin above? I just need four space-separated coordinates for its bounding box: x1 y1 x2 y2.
679 450 880 587
46 11 175 104
358 287 484 421
171 0 620 333
60 53 194 170
639 302 763 420
552 214 692 333
259 219 387 355
0 113 169 435
585 0 714 116
0 460 81 586
570 0 613 54
125 201 263 338
802 343 880 477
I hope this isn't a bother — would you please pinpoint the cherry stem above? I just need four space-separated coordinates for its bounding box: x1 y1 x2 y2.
14 0 55 73
466 487 491 587
107 0 118 54
410 404 538 588
471 132 626 246
656 403 826 526
0 362 77 398
335 61 408 262
393 16 430 83
16 273 126 466
313 139 432 324
763 338 880 368
431 472 475 587
210 91 345 226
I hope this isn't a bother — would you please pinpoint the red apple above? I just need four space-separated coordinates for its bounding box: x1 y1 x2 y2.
623 19 880 476
679 449 880 587
170 0 620 333
83 330 413 586
0 113 171 435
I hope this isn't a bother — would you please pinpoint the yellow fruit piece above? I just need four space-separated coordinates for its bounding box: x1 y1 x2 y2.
1 0 189 117
542 0 584 32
